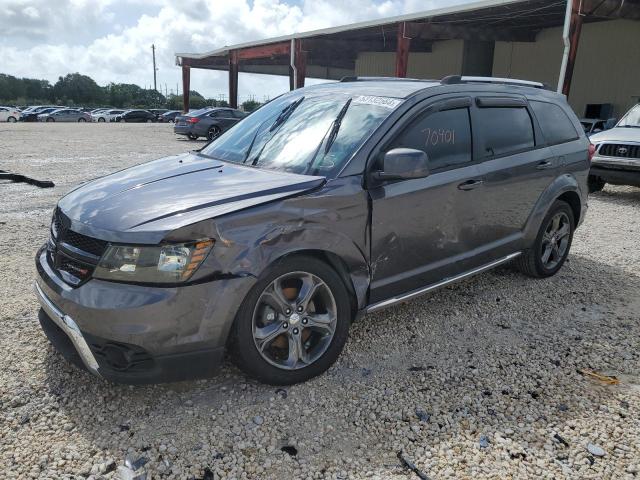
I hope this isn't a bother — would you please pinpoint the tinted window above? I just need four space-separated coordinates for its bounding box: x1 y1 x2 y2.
475 107 534 157
389 108 472 170
530 101 578 145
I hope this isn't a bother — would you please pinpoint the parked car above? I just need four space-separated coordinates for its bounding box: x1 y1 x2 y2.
20 106 66 122
38 108 92 122
0 106 21 122
159 110 181 123
149 108 169 120
580 118 615 136
588 103 640 191
35 76 590 385
113 109 156 123
174 107 247 140
92 109 125 122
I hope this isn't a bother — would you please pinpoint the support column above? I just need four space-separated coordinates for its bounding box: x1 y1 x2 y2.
562 0 583 96
181 65 190 113
229 50 239 109
395 22 411 78
294 39 307 89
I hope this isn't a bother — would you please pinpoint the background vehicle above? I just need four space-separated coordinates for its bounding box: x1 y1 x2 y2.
589 103 640 191
580 118 616 136
38 109 92 122
20 106 65 122
149 108 169 120
113 109 156 123
174 107 247 140
35 77 589 385
0 106 21 122
159 110 181 123
92 109 125 122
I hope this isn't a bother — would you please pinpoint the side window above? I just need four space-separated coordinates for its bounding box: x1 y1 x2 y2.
475 106 535 157
209 111 220 118
389 108 472 171
530 100 578 145
233 110 246 118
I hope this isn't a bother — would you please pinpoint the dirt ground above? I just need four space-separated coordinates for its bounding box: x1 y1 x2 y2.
1 122 639 480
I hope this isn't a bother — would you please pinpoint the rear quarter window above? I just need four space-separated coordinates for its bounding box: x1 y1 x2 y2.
530 100 579 145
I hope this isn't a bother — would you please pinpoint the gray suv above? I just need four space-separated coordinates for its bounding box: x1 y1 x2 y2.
35 76 590 385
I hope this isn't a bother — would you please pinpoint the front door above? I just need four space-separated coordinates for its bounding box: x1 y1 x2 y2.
368 96 485 303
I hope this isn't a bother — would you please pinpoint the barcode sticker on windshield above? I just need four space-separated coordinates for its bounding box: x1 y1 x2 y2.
352 95 402 109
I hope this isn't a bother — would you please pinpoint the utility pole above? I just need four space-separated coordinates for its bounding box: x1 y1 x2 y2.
151 44 157 92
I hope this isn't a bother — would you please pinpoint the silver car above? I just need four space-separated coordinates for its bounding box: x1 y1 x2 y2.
39 108 92 123
589 103 640 191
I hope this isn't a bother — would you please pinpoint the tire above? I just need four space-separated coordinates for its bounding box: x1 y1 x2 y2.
187 133 198 140
146 119 152 123
46 118 54 122
230 256 352 385
515 200 575 278
207 125 222 141
588 175 605 193
78 118 86 122
7 116 17 123
98 117 105 122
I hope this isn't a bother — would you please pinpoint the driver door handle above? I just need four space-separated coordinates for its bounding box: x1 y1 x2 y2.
536 160 555 170
457 179 484 191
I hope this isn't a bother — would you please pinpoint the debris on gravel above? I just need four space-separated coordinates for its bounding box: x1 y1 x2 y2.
1 123 639 479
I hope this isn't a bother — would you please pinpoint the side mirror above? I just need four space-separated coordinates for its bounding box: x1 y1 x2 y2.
373 148 430 181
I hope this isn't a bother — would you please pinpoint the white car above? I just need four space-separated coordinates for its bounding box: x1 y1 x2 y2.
0 106 21 122
92 109 125 122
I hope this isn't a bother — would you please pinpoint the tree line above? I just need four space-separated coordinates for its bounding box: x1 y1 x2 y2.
0 72 262 111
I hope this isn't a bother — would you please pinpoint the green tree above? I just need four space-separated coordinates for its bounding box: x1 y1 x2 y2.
52 73 104 105
241 99 262 112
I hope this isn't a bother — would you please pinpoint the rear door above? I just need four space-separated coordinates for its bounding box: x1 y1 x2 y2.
470 95 556 251
369 95 487 302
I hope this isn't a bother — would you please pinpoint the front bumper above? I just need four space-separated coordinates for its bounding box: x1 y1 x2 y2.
591 156 640 187
35 246 255 383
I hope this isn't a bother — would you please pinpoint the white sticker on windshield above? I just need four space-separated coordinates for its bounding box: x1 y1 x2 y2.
352 95 402 109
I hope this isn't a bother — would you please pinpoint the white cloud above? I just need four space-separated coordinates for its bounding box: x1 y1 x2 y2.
0 0 471 100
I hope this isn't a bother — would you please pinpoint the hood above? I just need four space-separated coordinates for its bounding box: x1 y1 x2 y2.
58 152 324 235
590 127 640 144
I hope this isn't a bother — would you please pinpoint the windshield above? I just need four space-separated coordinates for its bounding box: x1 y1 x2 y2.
200 92 400 176
618 104 640 128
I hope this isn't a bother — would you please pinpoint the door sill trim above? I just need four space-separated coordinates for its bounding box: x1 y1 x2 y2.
366 252 521 313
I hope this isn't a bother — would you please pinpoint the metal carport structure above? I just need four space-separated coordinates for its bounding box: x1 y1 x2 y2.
175 0 640 113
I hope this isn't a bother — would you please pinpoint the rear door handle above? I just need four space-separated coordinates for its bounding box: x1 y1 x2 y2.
536 160 555 170
457 179 484 191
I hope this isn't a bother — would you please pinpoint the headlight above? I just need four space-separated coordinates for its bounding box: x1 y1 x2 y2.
93 239 214 284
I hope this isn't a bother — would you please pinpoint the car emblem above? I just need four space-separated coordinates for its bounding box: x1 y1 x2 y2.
617 147 628 155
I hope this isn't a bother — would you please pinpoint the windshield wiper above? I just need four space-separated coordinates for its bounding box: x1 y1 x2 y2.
269 96 304 132
324 99 352 154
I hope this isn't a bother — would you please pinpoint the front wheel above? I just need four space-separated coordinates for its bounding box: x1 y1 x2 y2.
46 118 54 122
98 117 105 122
7 116 17 123
588 175 605 193
230 256 351 385
146 119 153 123
515 200 575 278
207 125 222 141
78 118 86 122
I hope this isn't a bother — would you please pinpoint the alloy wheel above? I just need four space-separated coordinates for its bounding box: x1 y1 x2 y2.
208 126 221 140
252 272 337 370
540 212 570 269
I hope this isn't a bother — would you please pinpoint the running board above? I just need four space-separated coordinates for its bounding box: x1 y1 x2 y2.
366 252 521 313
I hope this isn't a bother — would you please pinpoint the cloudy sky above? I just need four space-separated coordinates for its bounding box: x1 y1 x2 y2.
0 0 473 101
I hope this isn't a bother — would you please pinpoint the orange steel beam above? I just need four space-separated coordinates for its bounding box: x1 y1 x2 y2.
237 42 291 60
181 65 190 113
562 0 583 97
229 50 239 109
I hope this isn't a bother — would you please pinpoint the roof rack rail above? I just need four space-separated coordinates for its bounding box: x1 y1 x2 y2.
441 75 549 90
339 76 435 83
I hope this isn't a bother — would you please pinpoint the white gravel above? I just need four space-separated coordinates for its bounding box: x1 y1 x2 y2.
1 122 639 479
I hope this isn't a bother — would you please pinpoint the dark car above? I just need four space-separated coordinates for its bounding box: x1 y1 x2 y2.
113 109 156 123
149 108 169 120
35 76 590 385
20 106 66 122
159 110 181 123
588 103 640 191
174 107 247 140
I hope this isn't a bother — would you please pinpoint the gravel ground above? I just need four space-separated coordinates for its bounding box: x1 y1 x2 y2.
1 122 639 480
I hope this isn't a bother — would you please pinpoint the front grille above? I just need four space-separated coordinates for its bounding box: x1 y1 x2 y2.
49 208 108 286
599 143 640 159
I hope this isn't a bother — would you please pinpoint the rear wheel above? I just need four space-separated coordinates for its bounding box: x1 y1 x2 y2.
7 116 17 123
146 119 153 123
515 200 574 278
98 117 105 122
230 256 351 385
588 175 605 193
78 118 86 122
187 133 198 140
46 118 54 122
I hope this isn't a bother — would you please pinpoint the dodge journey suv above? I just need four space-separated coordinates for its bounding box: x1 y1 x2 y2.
35 76 591 385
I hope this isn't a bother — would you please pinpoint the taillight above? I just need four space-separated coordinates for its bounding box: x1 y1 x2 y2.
186 117 199 124
588 143 596 163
